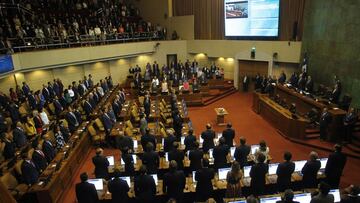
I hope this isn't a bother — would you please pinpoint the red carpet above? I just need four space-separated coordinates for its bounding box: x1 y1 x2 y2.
60 92 360 203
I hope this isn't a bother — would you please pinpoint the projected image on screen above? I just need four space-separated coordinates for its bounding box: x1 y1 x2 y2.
226 1 248 19
225 0 280 37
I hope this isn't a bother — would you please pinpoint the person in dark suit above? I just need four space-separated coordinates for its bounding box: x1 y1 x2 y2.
222 123 235 147
330 81 341 104
116 134 134 153
65 107 79 133
12 122 27 148
164 130 177 152
3 133 16 159
92 148 109 179
243 75 250 92
201 124 215 153
168 142 185 170
108 169 130 203
343 108 358 143
172 110 183 140
75 172 99 203
21 153 39 185
301 151 321 189
83 99 93 117
134 165 157 202
276 151 295 192
250 153 269 197
325 144 347 188
189 142 204 171
276 189 299 203
32 142 48 173
42 135 56 163
195 158 215 202
234 137 251 168
121 147 135 176
278 71 287 84
163 160 186 203
184 129 197 152
53 97 63 116
319 108 332 141
42 84 50 101
28 92 37 110
8 102 20 125
213 137 230 169
22 82 31 96
305 75 314 92
141 143 160 174
141 128 156 151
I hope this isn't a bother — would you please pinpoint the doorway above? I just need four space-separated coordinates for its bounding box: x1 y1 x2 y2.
167 54 177 67
238 60 268 92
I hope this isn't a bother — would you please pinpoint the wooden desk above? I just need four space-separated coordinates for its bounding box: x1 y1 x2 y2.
253 92 309 140
274 85 346 141
214 108 229 126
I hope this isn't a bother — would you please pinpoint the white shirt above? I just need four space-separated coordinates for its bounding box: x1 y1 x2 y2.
68 89 74 97
40 111 50 125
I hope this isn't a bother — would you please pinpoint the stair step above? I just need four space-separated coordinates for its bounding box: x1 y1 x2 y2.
345 144 360 154
306 128 320 134
203 89 237 106
305 134 320 139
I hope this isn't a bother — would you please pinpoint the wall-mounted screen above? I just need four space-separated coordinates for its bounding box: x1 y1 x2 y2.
0 55 14 74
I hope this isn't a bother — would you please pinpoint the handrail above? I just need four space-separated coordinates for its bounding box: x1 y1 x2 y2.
0 3 34 16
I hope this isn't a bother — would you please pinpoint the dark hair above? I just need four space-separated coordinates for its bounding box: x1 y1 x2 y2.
173 142 179 149
283 189 294 201
113 169 121 177
80 172 88 182
139 165 147 174
188 129 193 135
202 158 209 167
319 182 331 195
219 137 226 145
240 137 246 145
169 160 178 172
334 144 342 152
257 153 266 163
259 140 267 151
284 151 292 162
146 142 154 152
227 123 232 128
194 141 199 148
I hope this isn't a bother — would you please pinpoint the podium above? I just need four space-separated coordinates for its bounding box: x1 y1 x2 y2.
214 108 229 126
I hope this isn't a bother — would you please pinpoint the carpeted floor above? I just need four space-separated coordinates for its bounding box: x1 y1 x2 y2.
60 92 360 203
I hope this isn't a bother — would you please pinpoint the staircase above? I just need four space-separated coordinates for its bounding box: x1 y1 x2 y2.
202 82 237 106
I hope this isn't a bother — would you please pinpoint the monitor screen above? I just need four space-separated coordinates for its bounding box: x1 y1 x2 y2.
0 55 14 74
260 196 281 203
243 166 252 177
209 148 214 159
132 154 137 164
294 160 307 172
134 140 138 148
106 156 114 166
218 167 231 180
150 174 158 186
181 136 185 145
319 158 328 170
192 171 196 182
329 189 341 202
230 147 236 157
165 152 169 162
224 0 280 37
251 145 259 154
162 138 164 146
229 201 246 203
88 179 103 190
217 133 222 138
199 136 203 144
268 163 279 175
293 193 312 203
120 176 131 187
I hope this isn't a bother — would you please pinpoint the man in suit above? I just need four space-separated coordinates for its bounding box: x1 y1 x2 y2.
319 108 332 141
101 107 114 135
75 172 99 203
28 92 37 110
343 108 358 143
195 158 215 202
276 189 299 203
172 110 183 139
325 144 347 188
305 75 314 92
22 82 31 96
32 142 48 173
301 151 321 189
168 142 185 170
83 99 94 117
116 133 134 153
276 151 295 192
222 123 235 147
213 137 230 169
243 75 250 92
310 182 334 203
134 165 157 202
53 97 64 116
201 124 215 153
163 161 186 203
141 128 156 151
189 142 204 171
65 107 79 133
42 84 50 101
278 71 287 84
164 130 177 152
13 122 27 148
21 153 39 185
234 137 251 168
108 169 129 203
250 153 269 197
92 148 109 179
42 134 56 163
141 143 160 174
184 129 196 152
330 81 341 104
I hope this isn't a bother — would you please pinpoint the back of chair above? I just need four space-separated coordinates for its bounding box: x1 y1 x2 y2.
125 127 133 137
48 103 56 115
125 120 134 130
138 96 144 106
0 172 18 190
95 118 105 131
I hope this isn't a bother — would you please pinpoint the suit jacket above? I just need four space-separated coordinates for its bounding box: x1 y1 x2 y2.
195 167 215 201
184 134 197 151
320 112 332 128
117 136 134 152
222 128 235 147
134 174 156 202
141 134 156 151
201 129 215 152
43 141 56 163
3 140 16 159
276 161 295 191
92 155 109 179
42 88 50 100
142 151 160 174
169 149 185 169
21 160 39 185
28 94 37 109
250 162 269 194
164 135 176 152
112 102 121 117
301 160 321 188
32 150 48 172
22 85 30 95
213 144 230 169
75 181 99 203
66 111 79 132
83 101 93 116
189 149 204 171
13 127 27 147
101 113 113 132
234 144 251 168
108 177 130 203
310 194 334 203
163 170 186 199
325 152 347 180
